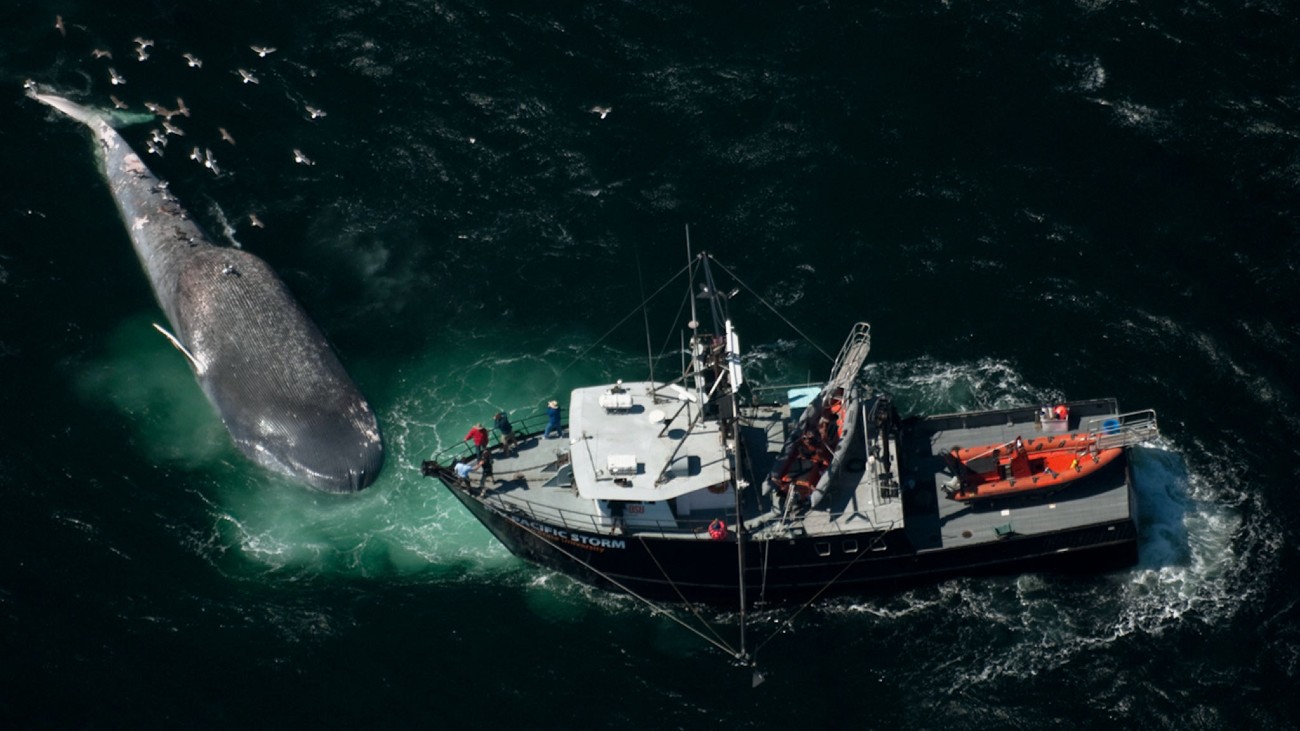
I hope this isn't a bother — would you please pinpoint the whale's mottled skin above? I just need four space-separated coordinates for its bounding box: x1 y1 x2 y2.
30 90 384 492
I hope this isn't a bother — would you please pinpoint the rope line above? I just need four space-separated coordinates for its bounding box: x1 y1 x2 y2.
637 535 736 653
491 499 745 660
706 255 835 363
555 259 694 379
750 527 891 657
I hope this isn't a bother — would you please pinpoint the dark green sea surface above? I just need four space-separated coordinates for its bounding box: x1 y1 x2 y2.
2 1 1298 728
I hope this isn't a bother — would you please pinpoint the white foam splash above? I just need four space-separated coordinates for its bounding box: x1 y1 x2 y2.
867 356 1065 415
808 361 1271 688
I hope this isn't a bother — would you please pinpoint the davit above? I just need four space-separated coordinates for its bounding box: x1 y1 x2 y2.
29 90 384 492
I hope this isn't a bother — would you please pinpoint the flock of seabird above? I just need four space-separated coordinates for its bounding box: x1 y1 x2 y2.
48 16 330 230
45 13 615 230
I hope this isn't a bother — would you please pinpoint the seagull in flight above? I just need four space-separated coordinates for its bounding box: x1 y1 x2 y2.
108 68 126 85
203 148 221 175
219 127 237 145
249 213 265 228
292 149 315 166
250 45 277 57
190 147 202 162
162 120 185 137
236 68 259 84
304 104 326 120
174 98 191 117
590 105 612 119
110 95 128 110
92 48 112 59
55 16 66 37
132 37 153 60
183 53 203 68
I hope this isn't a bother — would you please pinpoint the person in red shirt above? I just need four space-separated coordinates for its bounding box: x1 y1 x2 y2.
464 423 489 457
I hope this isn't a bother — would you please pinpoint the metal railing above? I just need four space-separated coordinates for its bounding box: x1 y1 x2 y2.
1086 409 1159 451
950 408 1159 463
424 408 557 466
479 486 895 543
480 490 739 539
826 322 872 394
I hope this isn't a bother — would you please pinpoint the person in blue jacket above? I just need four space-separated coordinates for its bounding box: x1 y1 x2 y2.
494 411 518 455
543 399 561 439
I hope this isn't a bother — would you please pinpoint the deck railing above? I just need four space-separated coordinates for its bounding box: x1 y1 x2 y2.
827 322 872 394
424 408 557 466
474 483 896 542
479 491 739 539
1086 409 1159 451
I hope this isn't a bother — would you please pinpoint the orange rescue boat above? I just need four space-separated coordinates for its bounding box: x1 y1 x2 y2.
772 394 844 501
943 432 1122 503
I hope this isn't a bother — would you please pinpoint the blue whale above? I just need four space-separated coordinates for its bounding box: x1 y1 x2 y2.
30 90 384 492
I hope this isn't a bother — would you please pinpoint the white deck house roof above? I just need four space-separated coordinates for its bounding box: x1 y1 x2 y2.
567 381 732 501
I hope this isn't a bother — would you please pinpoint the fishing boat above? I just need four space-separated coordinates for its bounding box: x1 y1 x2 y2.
420 250 1159 624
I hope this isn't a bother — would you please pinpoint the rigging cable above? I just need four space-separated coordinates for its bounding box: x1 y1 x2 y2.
553 259 694 379
750 513 893 657
634 246 657 391
705 255 835 363
759 467 801 603
483 494 745 660
656 286 693 369
636 535 736 653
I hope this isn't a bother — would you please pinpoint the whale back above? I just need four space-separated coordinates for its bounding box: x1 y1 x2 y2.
174 248 384 490
31 91 384 491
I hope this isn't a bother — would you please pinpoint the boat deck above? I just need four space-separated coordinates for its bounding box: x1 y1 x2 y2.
897 399 1133 553
452 399 1135 552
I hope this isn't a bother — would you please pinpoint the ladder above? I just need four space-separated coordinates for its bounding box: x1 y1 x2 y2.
826 322 872 394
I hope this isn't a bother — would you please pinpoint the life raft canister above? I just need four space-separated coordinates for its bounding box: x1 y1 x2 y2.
708 519 727 540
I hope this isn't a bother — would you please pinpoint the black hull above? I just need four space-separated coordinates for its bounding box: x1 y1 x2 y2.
442 477 1139 606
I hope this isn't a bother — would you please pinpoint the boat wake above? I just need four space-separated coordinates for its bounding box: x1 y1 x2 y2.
867 356 1066 415
782 358 1275 688
819 436 1271 690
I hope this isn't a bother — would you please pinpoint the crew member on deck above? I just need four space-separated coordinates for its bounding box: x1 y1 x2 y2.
465 423 489 457
478 450 494 490
494 411 518 456
543 399 562 439
454 458 476 486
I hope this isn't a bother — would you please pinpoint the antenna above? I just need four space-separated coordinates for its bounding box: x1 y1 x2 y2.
634 247 657 401
686 224 698 333
685 224 703 409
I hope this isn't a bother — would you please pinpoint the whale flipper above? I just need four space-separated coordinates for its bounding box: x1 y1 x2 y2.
151 322 205 375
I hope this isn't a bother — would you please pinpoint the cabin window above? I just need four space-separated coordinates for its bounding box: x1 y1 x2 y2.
842 540 858 554
814 542 831 557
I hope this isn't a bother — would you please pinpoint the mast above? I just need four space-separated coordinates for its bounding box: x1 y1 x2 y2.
728 317 749 663
685 225 705 406
698 253 751 663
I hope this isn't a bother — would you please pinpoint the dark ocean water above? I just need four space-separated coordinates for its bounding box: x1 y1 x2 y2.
3 0 1299 728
